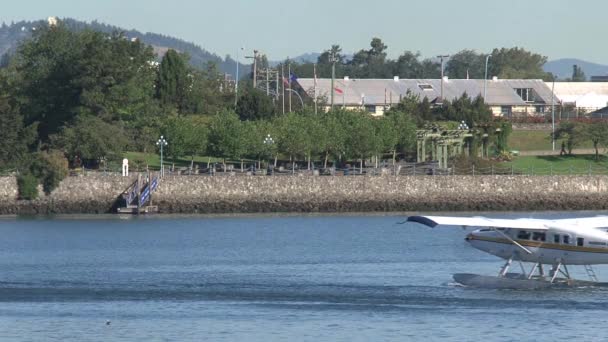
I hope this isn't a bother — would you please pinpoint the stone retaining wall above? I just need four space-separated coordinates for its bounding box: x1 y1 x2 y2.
1 174 608 214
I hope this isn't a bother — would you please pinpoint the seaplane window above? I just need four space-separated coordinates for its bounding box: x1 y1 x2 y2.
577 238 584 247
553 234 560 244
517 230 531 240
532 232 546 242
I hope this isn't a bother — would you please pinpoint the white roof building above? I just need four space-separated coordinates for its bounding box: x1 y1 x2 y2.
547 82 608 110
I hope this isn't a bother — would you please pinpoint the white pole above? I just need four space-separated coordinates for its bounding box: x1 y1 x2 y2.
551 79 556 151
484 54 492 103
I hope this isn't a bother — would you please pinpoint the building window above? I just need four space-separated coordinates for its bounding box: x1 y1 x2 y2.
501 106 512 115
515 88 536 102
535 106 545 113
418 84 433 91
365 105 376 113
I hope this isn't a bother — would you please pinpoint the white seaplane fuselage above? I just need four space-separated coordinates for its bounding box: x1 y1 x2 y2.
467 226 608 265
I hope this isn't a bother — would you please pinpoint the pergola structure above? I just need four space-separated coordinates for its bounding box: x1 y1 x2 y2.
416 127 473 169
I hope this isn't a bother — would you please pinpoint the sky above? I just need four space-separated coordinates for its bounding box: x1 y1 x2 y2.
2 0 606 64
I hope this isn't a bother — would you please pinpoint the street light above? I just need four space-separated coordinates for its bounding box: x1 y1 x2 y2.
264 134 274 173
156 135 168 177
437 55 450 103
484 54 492 103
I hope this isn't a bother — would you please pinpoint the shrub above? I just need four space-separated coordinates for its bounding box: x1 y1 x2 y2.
30 150 69 195
17 173 39 200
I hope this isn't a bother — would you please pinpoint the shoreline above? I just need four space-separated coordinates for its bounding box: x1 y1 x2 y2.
2 175 608 215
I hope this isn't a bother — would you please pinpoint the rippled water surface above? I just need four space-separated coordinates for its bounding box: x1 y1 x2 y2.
1 212 608 341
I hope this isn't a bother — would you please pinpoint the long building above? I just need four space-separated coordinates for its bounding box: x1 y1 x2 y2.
296 77 557 117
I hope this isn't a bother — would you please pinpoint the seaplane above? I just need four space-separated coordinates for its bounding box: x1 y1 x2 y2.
407 215 608 289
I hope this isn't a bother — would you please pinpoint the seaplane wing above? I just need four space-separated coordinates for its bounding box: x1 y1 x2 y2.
552 216 608 229
407 216 549 230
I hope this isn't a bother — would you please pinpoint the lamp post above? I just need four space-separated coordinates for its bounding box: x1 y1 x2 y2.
437 55 449 103
156 135 168 177
264 134 274 173
484 54 492 103
235 46 244 106
551 79 556 151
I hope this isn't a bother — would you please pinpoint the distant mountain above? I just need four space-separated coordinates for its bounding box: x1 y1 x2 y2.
0 18 249 77
544 58 608 80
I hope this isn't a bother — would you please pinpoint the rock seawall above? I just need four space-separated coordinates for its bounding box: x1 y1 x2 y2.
1 174 608 214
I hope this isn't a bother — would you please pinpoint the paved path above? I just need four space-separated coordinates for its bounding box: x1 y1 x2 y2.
518 148 599 156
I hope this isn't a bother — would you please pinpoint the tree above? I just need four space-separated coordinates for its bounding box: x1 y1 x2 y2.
162 116 207 164
488 47 552 80
571 64 586 82
156 49 190 113
553 121 586 155
392 51 423 78
236 87 276 120
51 115 129 165
583 122 608 161
207 110 245 168
445 50 485 79
0 74 36 169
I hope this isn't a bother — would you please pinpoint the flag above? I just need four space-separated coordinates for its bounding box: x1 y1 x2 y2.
282 77 290 87
334 87 343 94
289 73 298 82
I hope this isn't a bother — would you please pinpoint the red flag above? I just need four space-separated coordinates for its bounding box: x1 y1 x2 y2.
334 87 343 94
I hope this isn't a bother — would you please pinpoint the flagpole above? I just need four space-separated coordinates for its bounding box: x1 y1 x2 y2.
314 63 318 114
288 62 292 113
281 64 285 115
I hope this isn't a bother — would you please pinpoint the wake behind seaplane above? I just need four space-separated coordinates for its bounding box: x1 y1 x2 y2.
407 215 608 289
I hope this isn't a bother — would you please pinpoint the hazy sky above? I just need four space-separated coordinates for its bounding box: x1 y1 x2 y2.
3 0 606 63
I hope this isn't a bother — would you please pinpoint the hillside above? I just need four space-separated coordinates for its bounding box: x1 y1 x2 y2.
544 58 608 80
0 18 249 76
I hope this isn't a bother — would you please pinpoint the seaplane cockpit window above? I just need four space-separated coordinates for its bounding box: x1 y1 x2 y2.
532 232 546 242
553 234 561 244
517 230 531 240
563 235 570 244
577 238 584 247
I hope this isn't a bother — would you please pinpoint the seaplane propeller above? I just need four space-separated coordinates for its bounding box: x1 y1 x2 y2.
406 215 608 289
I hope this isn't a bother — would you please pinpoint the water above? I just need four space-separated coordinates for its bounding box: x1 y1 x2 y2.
1 212 608 341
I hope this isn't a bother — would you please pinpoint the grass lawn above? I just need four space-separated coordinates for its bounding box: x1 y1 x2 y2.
508 129 593 151
506 154 608 175
123 152 223 170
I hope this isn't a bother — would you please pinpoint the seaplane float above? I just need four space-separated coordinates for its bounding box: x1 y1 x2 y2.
407 215 608 289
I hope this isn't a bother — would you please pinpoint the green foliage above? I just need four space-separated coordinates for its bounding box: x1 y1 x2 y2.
17 173 38 200
582 121 608 161
156 49 190 113
236 87 276 120
51 115 128 164
494 120 512 153
553 121 586 154
207 110 245 161
435 94 492 127
488 47 552 80
30 150 68 195
162 115 207 160
14 22 157 143
445 50 486 79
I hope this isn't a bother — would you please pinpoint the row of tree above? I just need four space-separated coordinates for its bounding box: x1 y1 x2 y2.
554 121 608 160
282 39 556 81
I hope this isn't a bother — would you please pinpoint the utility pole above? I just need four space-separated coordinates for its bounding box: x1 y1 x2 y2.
330 53 338 109
437 55 449 103
245 50 259 89
266 68 270 95
288 62 292 112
